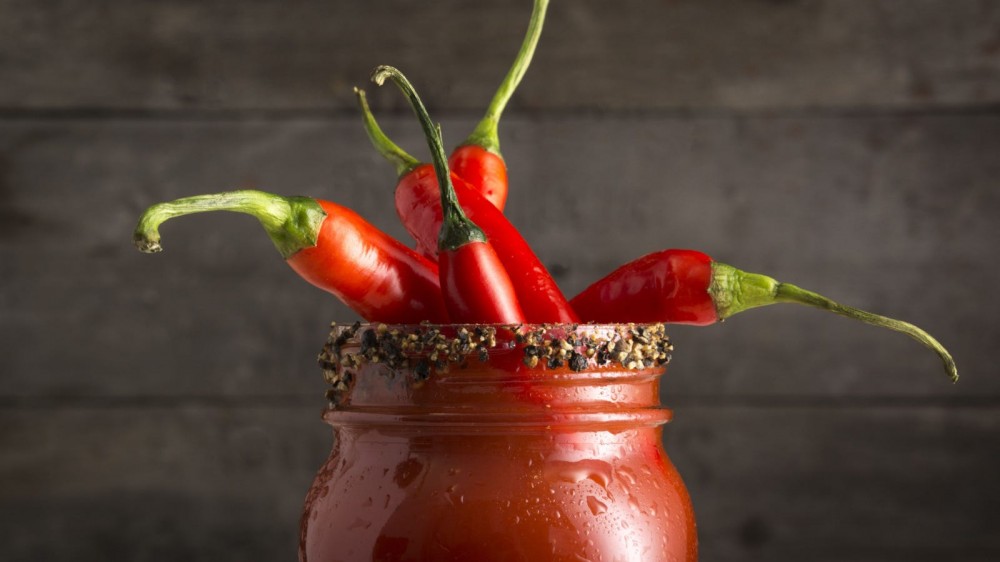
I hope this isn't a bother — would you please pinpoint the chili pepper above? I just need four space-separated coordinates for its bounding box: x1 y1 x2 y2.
449 0 549 212
373 65 525 324
570 249 958 382
133 190 450 324
355 88 579 324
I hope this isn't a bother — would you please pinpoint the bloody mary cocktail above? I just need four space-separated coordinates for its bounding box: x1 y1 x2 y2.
300 323 697 562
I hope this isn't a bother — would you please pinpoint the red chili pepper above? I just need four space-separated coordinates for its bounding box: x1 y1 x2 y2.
449 0 549 212
133 190 450 324
570 249 958 382
355 91 578 324
373 66 525 324
448 144 508 212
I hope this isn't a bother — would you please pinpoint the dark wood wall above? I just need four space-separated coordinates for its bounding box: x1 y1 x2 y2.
2 1 998 560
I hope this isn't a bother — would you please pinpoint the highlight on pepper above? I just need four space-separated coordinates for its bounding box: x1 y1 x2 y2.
132 2 956 382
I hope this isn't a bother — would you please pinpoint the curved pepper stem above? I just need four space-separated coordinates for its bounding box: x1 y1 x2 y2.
133 190 326 259
462 0 550 155
371 65 487 251
709 262 958 382
353 87 420 178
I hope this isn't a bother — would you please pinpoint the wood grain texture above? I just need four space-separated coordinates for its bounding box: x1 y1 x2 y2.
1 0 999 111
667 405 1000 561
0 406 996 561
2 1 997 559
0 406 328 561
1 114 995 397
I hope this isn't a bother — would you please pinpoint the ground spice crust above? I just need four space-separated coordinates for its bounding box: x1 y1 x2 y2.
318 323 674 398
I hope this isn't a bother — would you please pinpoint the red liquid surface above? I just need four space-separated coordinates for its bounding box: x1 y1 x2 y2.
301 328 697 562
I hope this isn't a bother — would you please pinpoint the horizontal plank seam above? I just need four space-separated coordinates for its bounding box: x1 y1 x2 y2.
1 104 1000 123
767 546 1000 558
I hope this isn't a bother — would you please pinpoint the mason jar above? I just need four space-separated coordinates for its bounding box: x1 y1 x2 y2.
300 323 697 561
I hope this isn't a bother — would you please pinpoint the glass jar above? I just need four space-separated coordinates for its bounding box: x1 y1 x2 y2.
300 324 697 562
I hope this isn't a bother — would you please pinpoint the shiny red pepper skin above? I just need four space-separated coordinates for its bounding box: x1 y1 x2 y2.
288 200 450 324
570 249 717 325
570 248 958 382
134 190 449 324
447 0 549 212
396 164 579 324
352 88 565 321
439 240 525 324
374 65 527 325
448 145 508 212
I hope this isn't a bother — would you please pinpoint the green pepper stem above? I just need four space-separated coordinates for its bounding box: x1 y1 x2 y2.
133 190 326 259
462 0 550 154
710 262 958 382
353 87 420 177
371 65 486 251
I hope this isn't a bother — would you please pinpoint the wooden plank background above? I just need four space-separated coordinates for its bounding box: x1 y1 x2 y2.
2 1 998 560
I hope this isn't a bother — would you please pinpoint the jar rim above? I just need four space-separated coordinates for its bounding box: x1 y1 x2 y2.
318 322 675 395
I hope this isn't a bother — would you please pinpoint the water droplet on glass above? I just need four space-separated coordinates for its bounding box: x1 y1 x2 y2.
586 495 608 516
347 517 372 530
393 458 424 488
617 467 637 486
444 484 461 506
543 459 613 490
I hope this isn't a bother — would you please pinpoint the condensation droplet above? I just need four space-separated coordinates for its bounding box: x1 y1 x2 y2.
347 517 372 530
617 467 637 486
586 495 608 516
543 459 614 490
445 484 461 506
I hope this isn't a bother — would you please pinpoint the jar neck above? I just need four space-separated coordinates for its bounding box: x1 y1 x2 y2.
319 323 675 434
323 363 670 433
